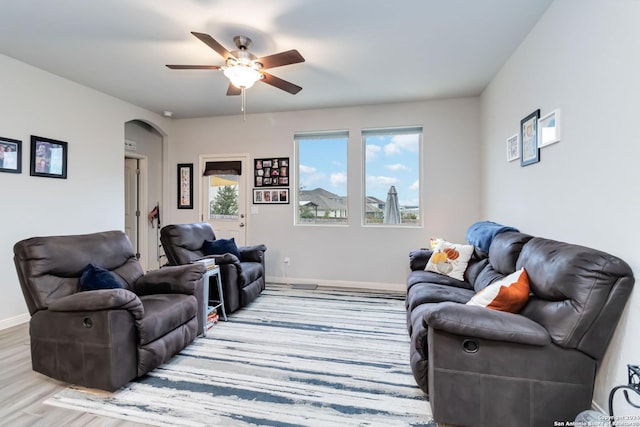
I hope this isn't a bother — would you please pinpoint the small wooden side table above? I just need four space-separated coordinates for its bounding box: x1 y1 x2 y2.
201 265 228 337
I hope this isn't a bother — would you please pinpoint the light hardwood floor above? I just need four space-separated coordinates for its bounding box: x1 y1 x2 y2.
1 321 452 427
0 323 146 427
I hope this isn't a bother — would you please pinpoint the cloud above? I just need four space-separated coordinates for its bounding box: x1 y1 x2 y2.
299 164 326 188
366 175 399 189
299 164 316 174
384 134 419 155
409 179 420 190
330 172 347 187
366 144 381 160
386 163 410 172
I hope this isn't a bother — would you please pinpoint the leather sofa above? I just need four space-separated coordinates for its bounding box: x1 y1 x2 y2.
406 228 634 427
14 230 206 391
160 222 266 313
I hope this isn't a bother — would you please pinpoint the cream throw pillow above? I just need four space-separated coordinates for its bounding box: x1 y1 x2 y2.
425 240 474 281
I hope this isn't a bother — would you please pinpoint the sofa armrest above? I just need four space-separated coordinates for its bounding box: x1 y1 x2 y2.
238 244 267 262
135 264 205 296
409 249 432 271
47 289 144 320
421 301 550 346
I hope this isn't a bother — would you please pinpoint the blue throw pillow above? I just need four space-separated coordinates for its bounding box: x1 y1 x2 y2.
79 264 122 291
202 238 241 259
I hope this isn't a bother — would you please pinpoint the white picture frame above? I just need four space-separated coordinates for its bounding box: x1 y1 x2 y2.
538 109 561 148
506 133 519 162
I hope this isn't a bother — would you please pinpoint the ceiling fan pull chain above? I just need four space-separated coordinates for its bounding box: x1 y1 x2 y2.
241 87 247 121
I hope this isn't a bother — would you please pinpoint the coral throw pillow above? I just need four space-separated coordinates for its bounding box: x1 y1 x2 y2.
466 268 530 313
425 240 474 281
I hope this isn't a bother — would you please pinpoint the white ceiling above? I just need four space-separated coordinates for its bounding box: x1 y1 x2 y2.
0 0 553 119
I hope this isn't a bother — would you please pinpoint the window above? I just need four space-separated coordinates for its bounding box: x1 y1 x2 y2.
295 131 349 225
207 174 239 220
363 127 422 225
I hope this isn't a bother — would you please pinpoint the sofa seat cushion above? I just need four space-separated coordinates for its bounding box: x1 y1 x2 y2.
407 282 474 313
239 262 263 287
408 270 473 292
137 294 197 345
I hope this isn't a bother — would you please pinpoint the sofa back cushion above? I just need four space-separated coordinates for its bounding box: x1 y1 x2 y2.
160 222 216 265
517 237 634 359
13 230 143 314
470 232 533 292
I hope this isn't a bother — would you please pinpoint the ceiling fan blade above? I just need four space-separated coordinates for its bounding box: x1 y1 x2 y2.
257 50 305 69
226 83 242 96
191 32 233 60
260 72 302 94
166 65 221 70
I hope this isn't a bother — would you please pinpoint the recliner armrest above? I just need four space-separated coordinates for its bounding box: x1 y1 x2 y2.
135 264 205 296
47 288 144 320
238 244 267 262
422 301 550 346
196 253 241 265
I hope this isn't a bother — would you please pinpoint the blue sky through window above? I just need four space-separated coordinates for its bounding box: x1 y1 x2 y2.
298 134 419 207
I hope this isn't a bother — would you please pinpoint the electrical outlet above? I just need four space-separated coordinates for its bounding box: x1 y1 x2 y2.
283 257 290 265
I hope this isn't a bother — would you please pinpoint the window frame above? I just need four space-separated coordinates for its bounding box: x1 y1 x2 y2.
361 126 423 227
294 130 350 227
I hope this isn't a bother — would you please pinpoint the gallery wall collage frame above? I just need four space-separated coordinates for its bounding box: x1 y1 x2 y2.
254 157 289 187
253 156 290 204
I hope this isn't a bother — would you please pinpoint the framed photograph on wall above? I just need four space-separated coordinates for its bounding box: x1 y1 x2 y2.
506 134 519 162
254 157 289 187
177 163 193 209
520 109 540 167
30 135 68 178
0 136 22 173
538 109 561 148
253 188 289 204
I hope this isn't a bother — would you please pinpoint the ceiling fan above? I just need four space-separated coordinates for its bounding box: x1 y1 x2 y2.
166 32 305 97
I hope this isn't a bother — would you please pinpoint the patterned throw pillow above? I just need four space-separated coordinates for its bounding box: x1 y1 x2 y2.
425 240 474 281
466 268 530 313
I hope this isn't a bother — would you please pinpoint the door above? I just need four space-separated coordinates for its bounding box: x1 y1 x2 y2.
124 155 149 270
124 158 140 258
201 154 248 245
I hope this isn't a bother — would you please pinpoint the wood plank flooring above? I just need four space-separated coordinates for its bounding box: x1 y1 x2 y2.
0 323 145 427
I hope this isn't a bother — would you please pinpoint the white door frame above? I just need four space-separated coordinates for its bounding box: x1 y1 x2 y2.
199 153 250 242
125 153 149 271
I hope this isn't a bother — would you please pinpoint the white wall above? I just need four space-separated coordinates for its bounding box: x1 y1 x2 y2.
481 0 640 412
0 53 171 328
168 98 482 290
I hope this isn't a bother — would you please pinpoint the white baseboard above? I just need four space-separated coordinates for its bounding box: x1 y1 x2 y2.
0 312 29 330
266 275 405 293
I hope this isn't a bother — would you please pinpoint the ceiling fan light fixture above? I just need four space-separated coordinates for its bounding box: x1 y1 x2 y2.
223 61 262 89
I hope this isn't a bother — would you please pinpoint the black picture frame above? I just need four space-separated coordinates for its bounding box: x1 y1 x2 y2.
253 188 290 204
0 136 22 174
254 157 289 187
30 135 68 178
520 109 541 167
177 163 193 209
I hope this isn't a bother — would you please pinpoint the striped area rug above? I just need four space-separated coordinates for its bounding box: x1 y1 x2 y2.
45 284 434 426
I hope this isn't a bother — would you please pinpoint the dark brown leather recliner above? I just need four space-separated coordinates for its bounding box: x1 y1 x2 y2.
14 230 206 391
160 222 266 314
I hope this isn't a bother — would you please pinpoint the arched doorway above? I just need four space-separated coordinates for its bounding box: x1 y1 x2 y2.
124 119 166 270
